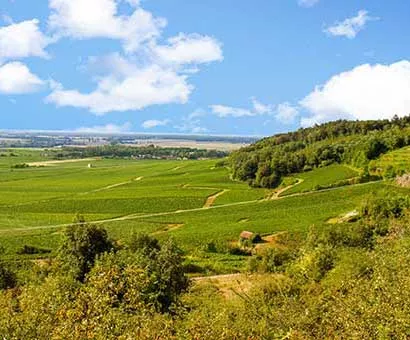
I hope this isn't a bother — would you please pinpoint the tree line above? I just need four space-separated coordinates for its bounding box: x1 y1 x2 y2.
54 144 228 160
229 116 410 188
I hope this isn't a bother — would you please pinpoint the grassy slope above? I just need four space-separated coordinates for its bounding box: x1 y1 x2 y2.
280 164 359 196
370 146 410 173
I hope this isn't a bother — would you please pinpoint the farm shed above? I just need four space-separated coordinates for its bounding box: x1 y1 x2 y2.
240 231 254 240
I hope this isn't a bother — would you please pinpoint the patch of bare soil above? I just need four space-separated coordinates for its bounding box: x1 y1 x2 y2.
396 174 410 187
27 158 98 166
203 189 229 208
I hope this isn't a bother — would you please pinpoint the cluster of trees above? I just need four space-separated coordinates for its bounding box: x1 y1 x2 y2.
230 116 410 188
54 144 228 160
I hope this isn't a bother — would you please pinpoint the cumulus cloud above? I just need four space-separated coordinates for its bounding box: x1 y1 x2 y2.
142 119 170 129
300 60 410 127
48 0 166 53
154 33 223 65
0 62 45 94
76 122 132 134
46 1 223 114
47 63 192 114
298 0 319 8
324 10 377 39
210 98 274 118
0 19 51 60
275 102 300 124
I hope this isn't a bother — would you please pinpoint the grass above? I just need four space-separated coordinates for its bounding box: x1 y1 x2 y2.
280 164 359 196
0 149 408 273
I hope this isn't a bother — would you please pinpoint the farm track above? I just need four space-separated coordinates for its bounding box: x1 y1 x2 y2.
0 179 383 234
81 176 144 194
192 273 242 281
27 158 99 166
203 189 230 208
270 179 304 199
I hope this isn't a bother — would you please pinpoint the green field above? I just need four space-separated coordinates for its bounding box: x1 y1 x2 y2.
280 164 359 196
0 149 408 272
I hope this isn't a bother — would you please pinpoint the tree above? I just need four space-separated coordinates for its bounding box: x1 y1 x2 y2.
57 215 114 282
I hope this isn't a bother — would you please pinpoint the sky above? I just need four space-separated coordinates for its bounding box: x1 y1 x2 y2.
1 0 410 136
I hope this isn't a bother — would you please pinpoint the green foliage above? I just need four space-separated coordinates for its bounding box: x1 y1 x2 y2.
90 238 189 314
16 245 51 255
0 263 16 290
57 216 114 281
361 194 410 219
230 117 410 188
11 163 30 169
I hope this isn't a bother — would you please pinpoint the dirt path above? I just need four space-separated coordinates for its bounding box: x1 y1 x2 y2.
27 158 98 167
203 189 229 208
83 176 143 194
274 179 304 198
263 179 304 200
191 273 242 282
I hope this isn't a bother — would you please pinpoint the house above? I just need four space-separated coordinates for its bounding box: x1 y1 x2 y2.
240 231 254 240
88 163 93 168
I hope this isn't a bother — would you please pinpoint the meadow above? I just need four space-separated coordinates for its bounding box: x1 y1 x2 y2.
280 164 359 196
0 148 408 273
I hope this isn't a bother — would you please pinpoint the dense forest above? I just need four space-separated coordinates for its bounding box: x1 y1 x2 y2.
230 115 410 188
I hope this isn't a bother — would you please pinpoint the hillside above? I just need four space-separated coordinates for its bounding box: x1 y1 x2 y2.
0 119 409 338
229 116 410 188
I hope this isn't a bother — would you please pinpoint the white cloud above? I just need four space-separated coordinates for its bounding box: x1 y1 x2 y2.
154 33 223 65
210 105 253 118
252 97 274 115
275 102 299 124
0 62 45 94
142 119 170 129
76 122 132 134
0 19 50 60
48 0 166 53
46 1 223 114
47 63 192 114
210 98 274 118
324 10 377 39
300 60 410 127
298 0 319 8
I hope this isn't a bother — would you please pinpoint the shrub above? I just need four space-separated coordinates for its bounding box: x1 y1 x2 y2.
0 263 16 290
17 245 51 255
57 216 114 282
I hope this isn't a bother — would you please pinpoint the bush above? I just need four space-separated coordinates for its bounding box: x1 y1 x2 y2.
57 216 114 282
0 263 16 290
17 245 51 255
11 163 29 169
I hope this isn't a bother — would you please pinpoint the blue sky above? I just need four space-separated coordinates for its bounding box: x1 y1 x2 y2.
1 0 410 136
